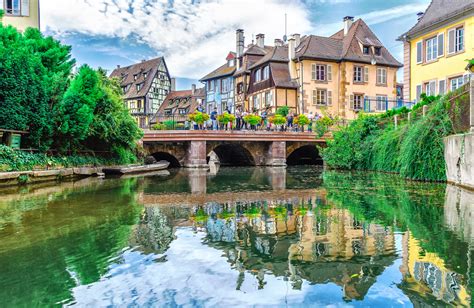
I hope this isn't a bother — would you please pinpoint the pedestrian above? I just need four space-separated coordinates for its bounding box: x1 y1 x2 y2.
287 113 293 131
197 103 204 113
242 109 248 130
235 106 242 130
308 112 314 132
260 109 267 131
211 107 218 130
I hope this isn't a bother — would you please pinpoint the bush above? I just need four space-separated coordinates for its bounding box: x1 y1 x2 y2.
163 120 177 130
276 106 290 117
321 94 455 181
314 116 336 137
217 113 235 125
151 123 167 130
294 114 310 126
268 114 287 126
243 114 262 126
188 111 210 124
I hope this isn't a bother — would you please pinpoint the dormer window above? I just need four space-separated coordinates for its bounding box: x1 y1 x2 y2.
143 72 148 79
262 66 270 80
363 46 370 55
374 47 382 56
134 74 139 80
255 69 261 83
136 83 142 92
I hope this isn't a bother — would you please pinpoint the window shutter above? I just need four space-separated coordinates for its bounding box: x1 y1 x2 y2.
416 41 422 63
416 85 422 101
364 67 369 82
311 64 316 80
430 80 436 95
312 90 317 105
437 33 444 57
439 79 446 95
350 94 354 109
21 0 29 16
327 65 332 82
328 90 332 105
447 29 455 54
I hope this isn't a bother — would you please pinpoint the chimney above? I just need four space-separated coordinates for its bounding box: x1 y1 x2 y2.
343 16 354 36
191 84 196 95
171 78 176 92
288 35 297 80
274 38 284 47
236 29 244 58
256 33 265 48
417 12 424 20
116 64 121 69
292 34 301 48
141 59 146 63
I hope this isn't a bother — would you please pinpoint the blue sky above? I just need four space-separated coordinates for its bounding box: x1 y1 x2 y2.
41 0 431 90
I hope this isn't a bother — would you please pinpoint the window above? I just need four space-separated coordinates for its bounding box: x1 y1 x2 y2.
207 81 212 91
351 94 363 110
134 74 139 81
354 66 364 83
136 83 142 92
425 80 436 96
178 108 187 115
137 99 142 109
376 95 387 111
139 117 146 128
426 36 438 62
4 0 29 16
363 46 370 55
416 41 423 64
450 76 464 91
255 69 261 83
439 79 446 95
376 67 387 85
374 47 382 56
312 64 327 81
237 82 244 94
265 91 273 106
448 26 464 54
143 72 148 79
262 66 270 80
437 33 444 57
416 85 422 101
313 89 327 105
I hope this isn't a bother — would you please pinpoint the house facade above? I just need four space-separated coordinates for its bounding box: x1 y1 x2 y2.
399 0 474 101
150 85 206 125
200 53 236 114
291 17 402 119
110 57 172 129
247 44 298 114
0 0 40 31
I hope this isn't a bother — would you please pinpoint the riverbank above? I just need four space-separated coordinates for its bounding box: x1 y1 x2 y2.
321 88 469 182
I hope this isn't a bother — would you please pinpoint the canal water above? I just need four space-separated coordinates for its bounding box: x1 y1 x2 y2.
0 167 472 307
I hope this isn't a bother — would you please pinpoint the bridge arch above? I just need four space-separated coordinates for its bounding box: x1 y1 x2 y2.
208 143 256 166
151 152 181 168
286 144 323 166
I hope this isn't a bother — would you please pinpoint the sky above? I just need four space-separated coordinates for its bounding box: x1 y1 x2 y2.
40 0 431 90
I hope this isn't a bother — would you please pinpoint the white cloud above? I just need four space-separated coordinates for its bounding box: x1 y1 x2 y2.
41 0 313 79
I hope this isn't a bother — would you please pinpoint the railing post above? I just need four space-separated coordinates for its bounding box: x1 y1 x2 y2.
394 115 398 128
407 112 411 124
422 105 428 117
470 78 474 132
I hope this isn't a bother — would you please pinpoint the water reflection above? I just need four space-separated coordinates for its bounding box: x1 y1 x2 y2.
0 167 471 307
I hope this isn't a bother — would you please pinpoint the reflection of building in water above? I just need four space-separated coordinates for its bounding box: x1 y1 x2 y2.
400 232 470 307
192 195 397 301
444 185 474 245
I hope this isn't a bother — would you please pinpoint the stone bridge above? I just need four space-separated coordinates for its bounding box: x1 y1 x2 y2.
142 130 329 168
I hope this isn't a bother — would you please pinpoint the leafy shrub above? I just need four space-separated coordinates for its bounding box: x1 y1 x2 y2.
163 120 177 130
276 106 290 117
243 114 262 126
294 114 310 126
188 111 210 124
151 123 167 130
268 114 287 125
217 113 235 125
314 116 336 137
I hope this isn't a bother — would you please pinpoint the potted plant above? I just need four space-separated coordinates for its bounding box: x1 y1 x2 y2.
243 114 262 130
188 111 210 130
294 114 310 132
276 106 290 117
217 112 236 130
268 114 287 131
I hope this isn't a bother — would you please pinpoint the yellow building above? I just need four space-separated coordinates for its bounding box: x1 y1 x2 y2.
290 17 402 119
0 0 40 31
399 0 474 101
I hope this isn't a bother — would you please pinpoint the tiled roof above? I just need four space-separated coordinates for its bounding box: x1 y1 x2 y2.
151 87 206 122
270 62 298 89
297 19 402 67
200 62 236 81
109 57 167 100
249 45 289 69
403 0 474 39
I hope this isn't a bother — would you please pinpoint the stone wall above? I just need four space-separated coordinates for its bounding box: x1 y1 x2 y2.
444 132 474 190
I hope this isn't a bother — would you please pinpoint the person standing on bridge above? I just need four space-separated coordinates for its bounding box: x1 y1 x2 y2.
235 106 242 130
211 107 218 130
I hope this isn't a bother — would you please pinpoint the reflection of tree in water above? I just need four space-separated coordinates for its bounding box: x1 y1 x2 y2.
131 207 175 254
